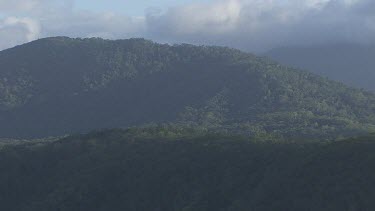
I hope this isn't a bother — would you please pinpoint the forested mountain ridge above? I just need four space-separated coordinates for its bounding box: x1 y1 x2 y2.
1 37 375 139
0 127 375 211
265 43 375 91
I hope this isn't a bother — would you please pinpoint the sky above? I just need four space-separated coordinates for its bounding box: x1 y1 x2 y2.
0 0 375 52
74 0 213 16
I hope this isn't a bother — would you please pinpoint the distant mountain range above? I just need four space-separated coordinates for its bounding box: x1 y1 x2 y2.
265 43 375 91
1 37 375 139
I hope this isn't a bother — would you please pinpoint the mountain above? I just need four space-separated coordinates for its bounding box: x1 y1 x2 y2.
1 37 375 139
1 127 375 211
265 43 375 91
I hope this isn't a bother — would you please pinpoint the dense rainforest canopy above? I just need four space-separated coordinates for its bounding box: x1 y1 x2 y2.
0 127 374 211
0 37 375 139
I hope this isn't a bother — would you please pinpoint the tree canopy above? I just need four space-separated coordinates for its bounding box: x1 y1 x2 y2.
0 37 375 139
0 127 374 210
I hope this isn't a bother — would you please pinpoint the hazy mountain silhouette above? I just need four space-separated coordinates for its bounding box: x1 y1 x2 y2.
266 43 375 91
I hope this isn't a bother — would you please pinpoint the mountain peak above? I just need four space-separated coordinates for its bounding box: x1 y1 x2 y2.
0 38 374 139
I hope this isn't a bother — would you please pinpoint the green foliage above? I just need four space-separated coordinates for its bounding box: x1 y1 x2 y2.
0 37 375 139
1 128 375 210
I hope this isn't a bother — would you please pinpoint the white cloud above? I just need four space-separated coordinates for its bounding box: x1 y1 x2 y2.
40 10 146 39
147 0 241 35
0 17 40 49
3 17 40 40
0 0 144 50
0 0 375 52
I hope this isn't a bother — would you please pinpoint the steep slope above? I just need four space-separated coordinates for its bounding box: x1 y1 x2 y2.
0 127 375 211
1 37 375 138
265 43 375 91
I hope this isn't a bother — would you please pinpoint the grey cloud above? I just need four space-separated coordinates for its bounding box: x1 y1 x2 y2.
145 0 375 52
1 0 375 52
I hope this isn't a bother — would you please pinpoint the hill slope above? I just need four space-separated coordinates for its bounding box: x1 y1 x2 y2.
265 43 375 91
1 37 375 138
0 127 375 211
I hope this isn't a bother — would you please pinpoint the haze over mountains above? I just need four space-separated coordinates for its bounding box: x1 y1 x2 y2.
1 37 375 139
266 43 375 91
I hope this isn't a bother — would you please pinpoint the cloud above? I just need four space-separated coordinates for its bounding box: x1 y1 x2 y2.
0 0 144 50
0 17 41 49
147 0 241 36
145 0 375 51
0 0 375 52
40 10 145 39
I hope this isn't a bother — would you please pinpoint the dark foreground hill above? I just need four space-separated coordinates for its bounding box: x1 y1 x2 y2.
265 43 375 91
0 127 375 211
1 37 375 139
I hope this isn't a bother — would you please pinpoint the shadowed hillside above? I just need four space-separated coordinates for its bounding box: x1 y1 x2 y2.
0 127 374 211
1 37 375 139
